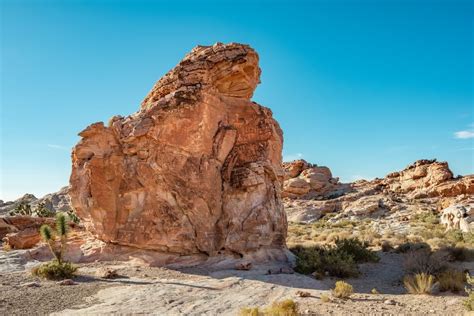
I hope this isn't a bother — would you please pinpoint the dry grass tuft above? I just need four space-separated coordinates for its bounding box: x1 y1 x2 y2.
403 273 435 294
438 269 466 292
332 280 354 299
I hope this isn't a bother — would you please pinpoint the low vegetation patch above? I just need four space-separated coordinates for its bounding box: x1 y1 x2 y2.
290 237 378 278
332 281 353 299
465 274 474 311
32 261 77 280
32 213 77 280
240 299 298 316
403 248 447 275
438 269 466 292
403 273 434 294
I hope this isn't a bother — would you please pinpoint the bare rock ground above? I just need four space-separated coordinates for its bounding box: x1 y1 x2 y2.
0 250 467 315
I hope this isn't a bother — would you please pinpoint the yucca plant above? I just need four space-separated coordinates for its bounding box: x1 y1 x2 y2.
39 213 69 264
34 212 76 279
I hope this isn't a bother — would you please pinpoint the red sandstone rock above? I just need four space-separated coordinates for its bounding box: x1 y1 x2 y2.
69 43 288 261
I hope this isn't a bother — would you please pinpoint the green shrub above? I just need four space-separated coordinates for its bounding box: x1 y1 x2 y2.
31 261 77 280
290 245 358 278
396 242 430 253
332 281 353 299
9 202 32 216
403 273 434 294
290 237 378 278
334 238 379 263
324 249 359 278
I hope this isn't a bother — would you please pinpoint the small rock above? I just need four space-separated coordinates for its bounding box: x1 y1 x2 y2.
57 279 76 286
95 267 119 279
235 261 252 271
429 310 435 313
20 282 40 288
384 299 396 305
280 267 294 274
296 290 311 297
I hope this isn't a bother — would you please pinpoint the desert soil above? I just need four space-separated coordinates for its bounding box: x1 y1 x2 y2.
0 249 469 316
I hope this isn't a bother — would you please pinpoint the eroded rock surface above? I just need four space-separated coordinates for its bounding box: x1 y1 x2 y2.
69 43 287 261
284 159 474 228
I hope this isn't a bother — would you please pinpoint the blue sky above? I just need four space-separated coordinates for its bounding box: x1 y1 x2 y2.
1 0 473 201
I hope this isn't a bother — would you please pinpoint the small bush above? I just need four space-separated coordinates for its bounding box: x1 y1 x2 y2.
320 294 330 302
371 288 380 294
465 274 474 311
290 237 378 278
403 273 434 294
396 242 430 254
438 269 465 292
239 307 259 316
239 299 298 316
441 246 474 262
32 260 77 280
332 281 353 299
334 238 379 263
403 249 447 275
324 249 359 278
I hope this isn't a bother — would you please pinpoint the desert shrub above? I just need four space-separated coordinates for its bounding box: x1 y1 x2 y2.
465 274 474 311
323 249 359 278
412 211 439 225
440 246 474 262
320 294 330 302
381 241 393 252
438 269 465 292
239 307 259 316
334 238 379 263
34 202 55 217
34 213 76 280
239 299 298 316
290 244 359 278
31 260 77 280
9 202 32 216
290 237 378 278
403 249 447 275
66 209 81 224
332 281 353 299
290 245 323 275
396 242 430 253
403 273 434 294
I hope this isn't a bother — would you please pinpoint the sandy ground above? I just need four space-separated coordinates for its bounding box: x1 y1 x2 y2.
0 249 469 315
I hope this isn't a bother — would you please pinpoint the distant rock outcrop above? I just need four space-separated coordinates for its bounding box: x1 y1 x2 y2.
284 159 474 226
69 43 288 263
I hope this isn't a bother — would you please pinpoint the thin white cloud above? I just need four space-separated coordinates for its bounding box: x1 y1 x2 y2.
47 144 69 150
454 130 474 139
283 153 304 162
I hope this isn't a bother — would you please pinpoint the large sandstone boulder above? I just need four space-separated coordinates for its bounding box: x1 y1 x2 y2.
69 43 288 262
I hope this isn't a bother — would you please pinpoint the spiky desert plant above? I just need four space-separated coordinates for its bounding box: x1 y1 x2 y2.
403 273 434 294
39 213 69 264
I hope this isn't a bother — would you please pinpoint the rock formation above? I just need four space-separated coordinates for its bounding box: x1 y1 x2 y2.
69 43 288 262
283 159 473 226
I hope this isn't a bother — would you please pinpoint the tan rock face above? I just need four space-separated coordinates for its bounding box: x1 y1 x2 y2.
69 43 287 259
282 159 348 199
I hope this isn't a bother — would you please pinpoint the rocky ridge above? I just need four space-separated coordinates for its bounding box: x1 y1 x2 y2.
283 159 474 229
